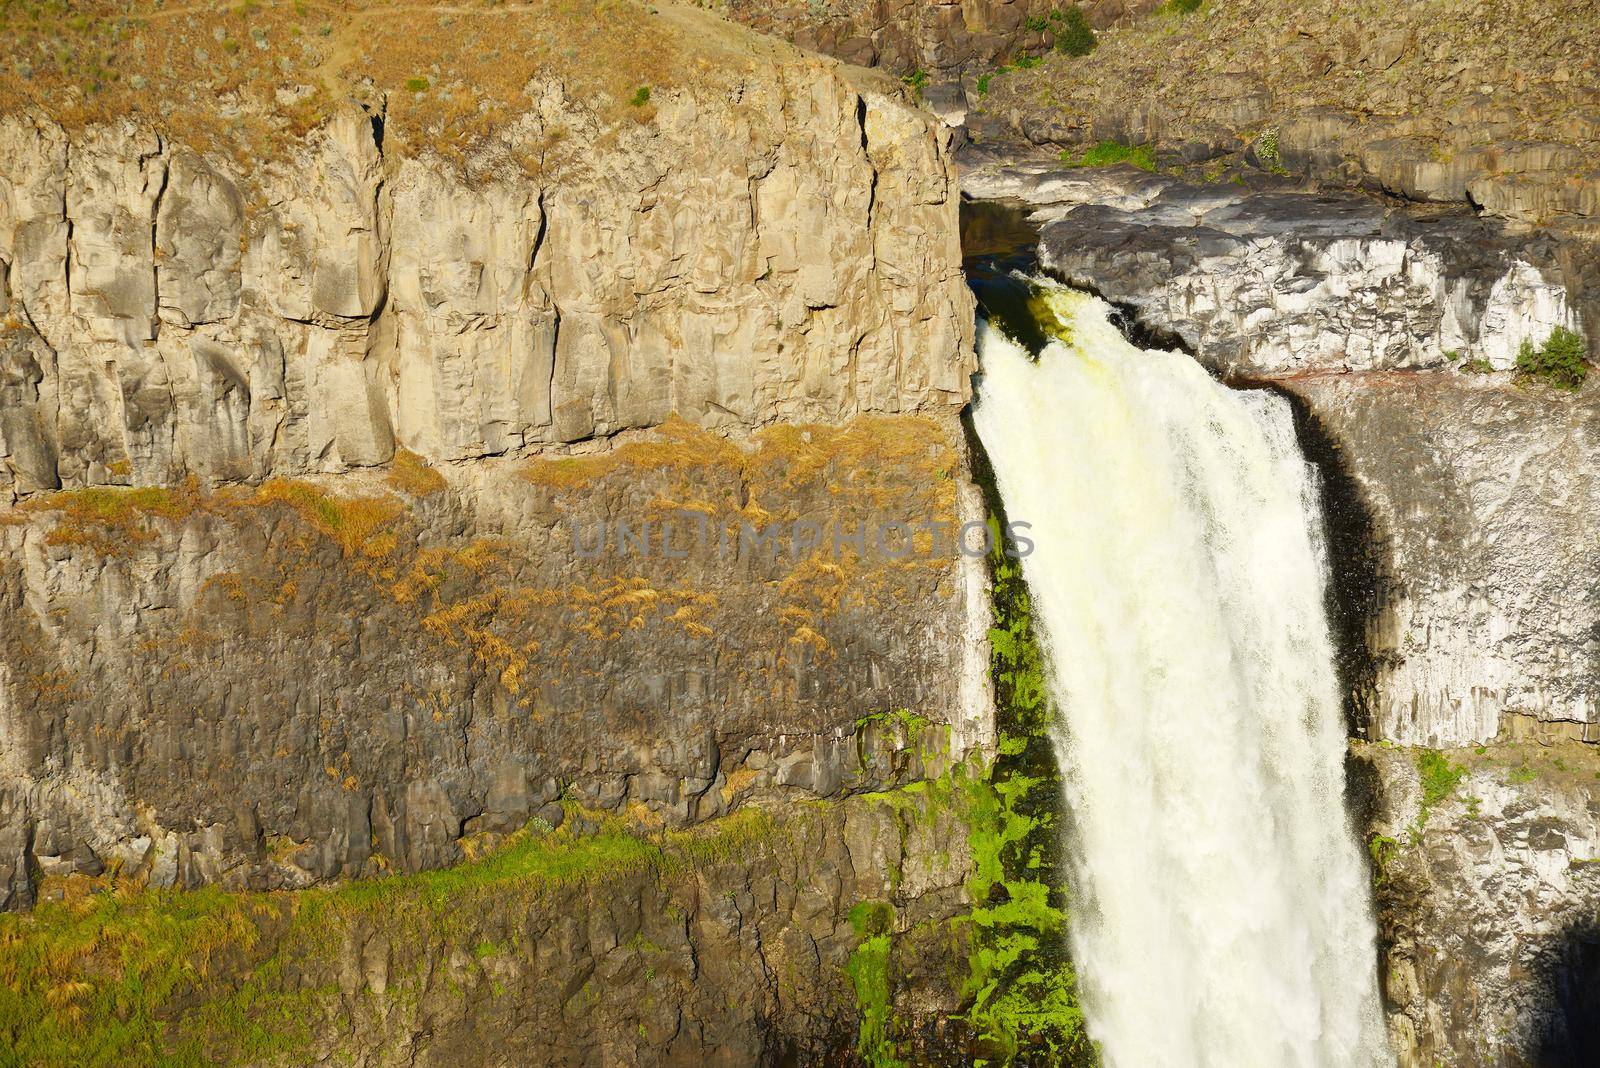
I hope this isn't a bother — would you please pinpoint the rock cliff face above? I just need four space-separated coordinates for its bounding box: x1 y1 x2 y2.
0 7 1002 1061
0 415 991 909
0 36 972 499
1286 375 1600 748
1359 741 1600 1068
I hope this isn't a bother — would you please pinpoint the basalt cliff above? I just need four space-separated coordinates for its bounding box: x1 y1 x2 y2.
2 2 1599 1067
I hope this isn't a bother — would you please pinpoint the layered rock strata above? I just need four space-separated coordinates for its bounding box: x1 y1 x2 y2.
0 414 992 909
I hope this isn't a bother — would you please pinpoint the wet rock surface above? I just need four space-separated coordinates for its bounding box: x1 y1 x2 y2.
961 149 1591 375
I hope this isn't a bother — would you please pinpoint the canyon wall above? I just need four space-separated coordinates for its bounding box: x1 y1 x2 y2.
0 6 1007 1062
0 5 985 886
0 57 972 499
0 416 991 907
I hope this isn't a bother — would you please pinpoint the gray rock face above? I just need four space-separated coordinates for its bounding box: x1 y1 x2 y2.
0 70 974 499
1286 375 1600 747
960 154 1584 378
1360 742 1600 1068
0 414 992 904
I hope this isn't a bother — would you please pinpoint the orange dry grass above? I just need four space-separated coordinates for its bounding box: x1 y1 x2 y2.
0 1 780 174
252 478 401 559
522 415 746 489
17 479 205 554
751 415 959 513
386 447 447 497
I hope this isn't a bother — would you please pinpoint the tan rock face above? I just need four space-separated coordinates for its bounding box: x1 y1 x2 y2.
0 66 974 498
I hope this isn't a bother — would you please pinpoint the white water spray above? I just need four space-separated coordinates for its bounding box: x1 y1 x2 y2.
972 281 1392 1068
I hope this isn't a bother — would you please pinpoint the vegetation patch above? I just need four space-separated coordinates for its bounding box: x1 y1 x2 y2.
0 806 781 1066
1417 749 1467 810
1515 326 1589 391
839 421 1095 1065
1367 833 1401 887
1049 7 1097 57
253 479 402 560
19 480 203 554
856 708 935 742
522 416 744 490
385 448 447 498
1406 748 1468 842
0 0 753 176
1060 139 1156 171
955 508 1094 1066
845 900 903 1068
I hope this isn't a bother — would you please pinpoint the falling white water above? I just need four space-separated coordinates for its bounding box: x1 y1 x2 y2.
972 280 1392 1068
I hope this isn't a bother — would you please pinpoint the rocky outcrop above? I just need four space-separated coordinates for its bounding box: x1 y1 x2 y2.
962 152 1588 376
720 0 1159 77
1359 741 1600 1068
973 0 1600 224
0 9 1001 1063
0 68 973 499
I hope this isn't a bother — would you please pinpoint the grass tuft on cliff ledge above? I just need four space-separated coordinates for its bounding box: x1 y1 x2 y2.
0 806 779 1066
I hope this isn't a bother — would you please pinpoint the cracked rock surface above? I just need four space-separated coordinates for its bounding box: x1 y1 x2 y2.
0 68 974 498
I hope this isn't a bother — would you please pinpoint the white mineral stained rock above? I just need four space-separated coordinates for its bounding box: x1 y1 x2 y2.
961 151 1583 378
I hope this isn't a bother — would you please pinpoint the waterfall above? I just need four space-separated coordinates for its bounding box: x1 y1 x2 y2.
971 278 1392 1068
